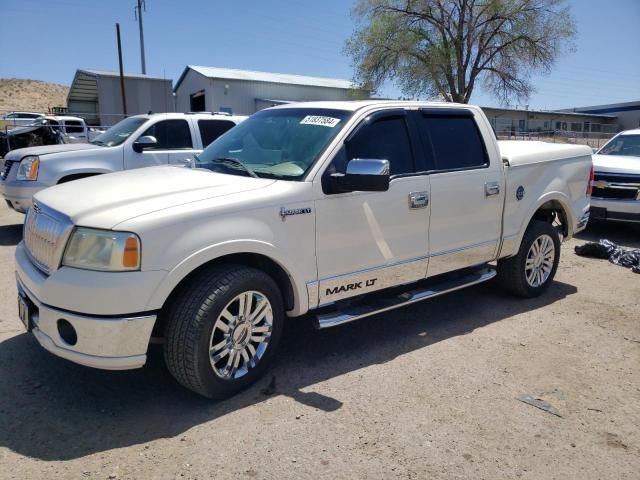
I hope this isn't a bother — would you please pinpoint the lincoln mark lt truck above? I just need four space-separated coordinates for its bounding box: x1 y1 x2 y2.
14 101 593 399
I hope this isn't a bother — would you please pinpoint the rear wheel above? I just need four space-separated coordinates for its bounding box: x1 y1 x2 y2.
164 265 284 399
497 220 561 297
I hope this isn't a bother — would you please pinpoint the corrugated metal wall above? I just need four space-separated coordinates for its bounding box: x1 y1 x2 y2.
96 77 174 126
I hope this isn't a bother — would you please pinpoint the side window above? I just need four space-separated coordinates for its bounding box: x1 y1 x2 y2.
418 115 488 171
141 119 192 149
64 120 84 133
198 120 236 147
346 116 415 175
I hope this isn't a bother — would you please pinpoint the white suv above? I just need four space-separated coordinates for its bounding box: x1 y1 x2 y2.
0 112 246 212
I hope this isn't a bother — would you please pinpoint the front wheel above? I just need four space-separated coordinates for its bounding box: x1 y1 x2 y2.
164 265 284 399
497 220 561 298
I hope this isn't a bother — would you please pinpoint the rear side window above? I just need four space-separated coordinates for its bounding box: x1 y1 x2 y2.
418 115 488 171
346 116 415 175
198 120 236 147
142 119 192 149
64 120 84 133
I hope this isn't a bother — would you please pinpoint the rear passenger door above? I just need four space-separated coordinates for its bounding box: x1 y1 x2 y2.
415 109 504 277
197 119 237 148
62 120 88 143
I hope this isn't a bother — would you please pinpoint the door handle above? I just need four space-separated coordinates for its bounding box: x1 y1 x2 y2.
485 182 500 196
408 191 429 209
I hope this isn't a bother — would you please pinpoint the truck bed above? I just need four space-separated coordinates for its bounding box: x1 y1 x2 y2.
499 140 592 166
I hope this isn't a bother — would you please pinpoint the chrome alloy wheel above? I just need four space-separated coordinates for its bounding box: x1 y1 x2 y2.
209 290 273 380
525 234 556 288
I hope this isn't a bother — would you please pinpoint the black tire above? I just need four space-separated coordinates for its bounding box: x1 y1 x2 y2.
497 220 561 298
163 264 284 399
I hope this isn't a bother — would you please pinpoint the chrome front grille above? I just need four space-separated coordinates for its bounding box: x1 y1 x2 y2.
23 203 73 274
1 160 14 181
592 172 640 201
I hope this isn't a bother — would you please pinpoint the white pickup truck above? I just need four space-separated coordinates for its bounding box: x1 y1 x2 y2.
1 112 245 212
14 101 593 399
590 128 640 223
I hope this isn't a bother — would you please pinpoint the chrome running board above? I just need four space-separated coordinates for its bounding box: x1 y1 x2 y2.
315 267 496 329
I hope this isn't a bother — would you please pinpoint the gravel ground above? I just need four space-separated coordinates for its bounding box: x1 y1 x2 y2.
0 202 638 480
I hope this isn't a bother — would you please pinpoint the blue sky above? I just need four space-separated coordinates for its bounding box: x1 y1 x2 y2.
1 0 638 109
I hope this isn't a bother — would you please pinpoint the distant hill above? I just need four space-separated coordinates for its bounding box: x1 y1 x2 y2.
0 78 69 115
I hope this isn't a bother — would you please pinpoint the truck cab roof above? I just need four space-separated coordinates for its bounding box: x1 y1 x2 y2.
132 112 247 123
268 99 475 112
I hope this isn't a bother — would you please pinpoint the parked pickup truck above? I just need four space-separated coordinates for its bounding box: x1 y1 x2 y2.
1 112 246 212
590 128 640 223
14 101 593 399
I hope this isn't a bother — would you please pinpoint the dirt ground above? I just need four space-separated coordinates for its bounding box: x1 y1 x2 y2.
0 202 638 480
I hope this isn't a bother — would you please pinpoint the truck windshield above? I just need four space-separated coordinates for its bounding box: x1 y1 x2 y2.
598 135 640 157
90 117 147 147
195 108 351 179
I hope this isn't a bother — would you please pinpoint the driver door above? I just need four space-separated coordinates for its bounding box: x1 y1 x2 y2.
126 119 192 169
313 110 430 306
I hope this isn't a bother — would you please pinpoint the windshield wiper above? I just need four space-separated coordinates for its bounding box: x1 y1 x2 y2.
212 157 259 178
91 140 106 146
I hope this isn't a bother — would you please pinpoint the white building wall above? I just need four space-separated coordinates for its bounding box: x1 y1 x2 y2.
175 69 368 116
96 76 174 126
209 79 365 115
174 69 215 113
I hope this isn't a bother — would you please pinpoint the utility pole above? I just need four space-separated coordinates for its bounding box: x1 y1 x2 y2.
135 0 147 74
116 23 128 117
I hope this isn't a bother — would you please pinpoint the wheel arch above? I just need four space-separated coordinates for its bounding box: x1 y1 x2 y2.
150 248 304 337
57 170 108 184
502 192 574 258
55 168 112 184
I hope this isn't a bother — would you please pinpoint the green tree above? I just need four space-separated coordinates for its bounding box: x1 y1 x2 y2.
346 0 576 103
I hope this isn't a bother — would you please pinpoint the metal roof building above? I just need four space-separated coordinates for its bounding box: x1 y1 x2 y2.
173 66 369 115
481 105 619 135
559 100 640 130
67 69 173 126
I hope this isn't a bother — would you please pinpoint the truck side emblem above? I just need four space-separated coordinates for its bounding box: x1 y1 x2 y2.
516 186 525 201
280 206 312 220
325 278 377 296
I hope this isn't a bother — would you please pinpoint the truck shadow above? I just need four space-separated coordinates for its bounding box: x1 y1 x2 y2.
0 280 576 461
0 224 22 246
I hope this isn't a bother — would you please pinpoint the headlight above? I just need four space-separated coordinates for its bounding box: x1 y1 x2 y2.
62 228 141 271
16 155 39 180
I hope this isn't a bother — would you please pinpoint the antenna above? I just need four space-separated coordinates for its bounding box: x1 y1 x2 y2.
134 0 147 74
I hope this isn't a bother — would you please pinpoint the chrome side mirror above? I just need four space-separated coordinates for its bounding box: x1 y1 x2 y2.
330 158 390 192
133 135 158 153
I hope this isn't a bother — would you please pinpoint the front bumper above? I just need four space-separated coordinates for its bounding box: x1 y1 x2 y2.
0 179 46 213
590 197 640 223
15 242 166 370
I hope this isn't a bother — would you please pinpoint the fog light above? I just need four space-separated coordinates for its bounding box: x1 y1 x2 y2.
57 319 77 345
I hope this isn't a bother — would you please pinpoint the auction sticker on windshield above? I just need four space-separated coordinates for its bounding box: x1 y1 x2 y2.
300 116 341 127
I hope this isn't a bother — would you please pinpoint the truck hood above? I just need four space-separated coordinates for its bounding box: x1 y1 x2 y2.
4 142 102 160
34 166 276 229
592 154 640 175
